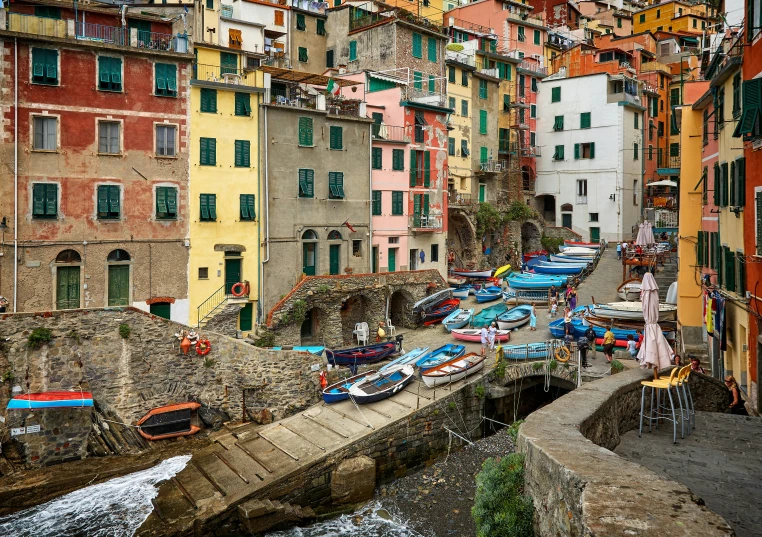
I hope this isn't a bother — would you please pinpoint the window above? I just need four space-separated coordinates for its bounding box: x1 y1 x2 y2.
206 0 214 8
658 121 665 137
240 194 256 221
589 213 599 222
577 179 587 202
448 96 456 110
296 13 306 31
580 112 591 129
200 138 216 166
462 70 468 87
372 190 382 215
315 18 326 35
551 86 561 102
757 191 762 255
156 186 178 219
553 115 564 131
392 149 404 171
639 13 645 23
156 125 176 157
33 116 57 151
155 63 177 97
353 240 362 257
97 185 121 219
32 183 57 218
234 140 250 167
392 191 404 215
199 194 217 221
735 79 762 138
413 71 423 91
98 121 120 154
461 99 469 117
427 37 437 62
693 18 697 28
530 104 536 118
461 140 469 156
648 145 653 161
329 172 345 199
298 47 308 63
414 111 426 143
732 157 746 208
479 79 488 99
574 142 595 159
428 74 435 93
717 88 726 131
98 56 122 92
533 29 541 45
431 244 439 262
448 137 455 156
31 48 58 85
479 110 487 134
633 142 639 160
35 6 61 18
412 33 423 58
326 49 335 68
617 17 622 28
634 112 639 129
372 147 382 170
200 88 217 113
553 145 564 160
518 26 526 42
199 267 209 279
531 78 537 92
670 88 681 107
349 41 357 61
656 9 660 17
448 66 456 83
235 93 251 116
530 132 536 146
732 72 741 118
298 168 314 198
274 10 284 25
388 237 399 244
298 116 314 146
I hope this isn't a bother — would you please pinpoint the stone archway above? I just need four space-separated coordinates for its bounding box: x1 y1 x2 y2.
536 195 556 224
300 306 328 345
447 209 478 267
389 289 416 329
521 220 542 254
340 294 371 344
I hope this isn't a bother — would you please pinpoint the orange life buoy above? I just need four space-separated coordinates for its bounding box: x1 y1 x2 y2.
231 282 246 297
319 371 328 389
196 339 211 356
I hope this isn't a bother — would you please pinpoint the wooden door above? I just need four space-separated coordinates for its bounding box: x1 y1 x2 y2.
388 248 396 272
329 244 340 275
590 227 600 243
303 243 316 276
562 213 572 229
239 302 253 331
56 266 80 309
225 258 241 294
150 302 171 319
107 265 130 306
478 183 486 203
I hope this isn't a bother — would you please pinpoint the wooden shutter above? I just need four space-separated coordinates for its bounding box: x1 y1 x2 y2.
757 192 762 255
208 194 217 219
156 187 168 216
737 252 746 295
462 70 468 86
166 188 177 216
274 10 284 25
44 184 57 216
413 194 421 227
108 186 120 216
480 110 487 134
372 147 382 169
423 193 430 215
724 246 735 291
298 117 313 146
409 149 417 186
552 87 560 102
737 158 746 206
200 194 210 220
99 57 111 88
697 231 704 266
32 184 45 216
589 142 595 158
428 37 437 61
413 33 422 58
721 162 729 206
423 151 431 187
574 143 580 159
735 79 762 137
349 41 357 61
372 191 381 215
713 163 721 206
730 161 737 206
98 186 109 215
240 195 250 220
330 126 342 149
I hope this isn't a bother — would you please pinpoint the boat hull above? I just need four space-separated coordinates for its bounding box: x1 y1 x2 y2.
322 371 375 404
475 291 502 303
564 240 601 249
422 354 485 387
496 305 533 330
416 344 466 370
348 366 415 404
412 289 453 313
450 328 511 343
451 268 493 279
380 347 430 372
326 342 398 366
503 289 550 304
533 264 584 275
137 402 201 441
452 288 470 299
442 308 474 332
7 391 94 410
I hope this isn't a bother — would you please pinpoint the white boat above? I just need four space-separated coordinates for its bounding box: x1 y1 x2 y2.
442 308 475 332
559 246 598 257
421 353 485 388
412 289 452 313
594 301 676 322
549 254 592 264
452 287 470 299
451 268 493 279
617 278 642 301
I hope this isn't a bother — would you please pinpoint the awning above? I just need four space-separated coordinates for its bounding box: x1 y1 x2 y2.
681 36 699 44
368 71 408 85
260 66 359 87
648 180 678 188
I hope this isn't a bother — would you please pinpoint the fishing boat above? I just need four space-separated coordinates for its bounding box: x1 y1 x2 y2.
496 305 533 330
564 240 601 249
593 301 677 322
380 347 430 372
569 318 672 341
322 370 376 403
617 278 642 301
137 402 201 441
269 346 325 356
450 328 511 343
412 289 452 313
416 344 466 371
475 288 502 303
450 268 493 279
447 274 468 285
502 342 553 360
549 254 592 264
451 287 471 299
472 302 508 327
506 275 568 290
6 391 94 410
523 250 548 262
493 264 512 279
442 308 475 332
549 318 567 338
421 353 485 387
502 289 550 304
558 246 598 257
533 263 585 276
422 298 461 325
326 342 398 367
347 365 415 404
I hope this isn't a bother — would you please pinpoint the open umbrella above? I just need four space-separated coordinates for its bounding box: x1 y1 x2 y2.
637 272 673 377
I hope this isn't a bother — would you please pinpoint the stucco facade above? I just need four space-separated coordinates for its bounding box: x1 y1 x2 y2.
289 4 328 75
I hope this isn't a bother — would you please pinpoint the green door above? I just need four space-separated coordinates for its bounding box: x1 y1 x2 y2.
372 246 378 273
225 258 241 294
108 265 130 306
303 243 316 276
478 183 486 203
56 266 80 309
388 248 396 272
329 245 340 275
590 227 600 243
128 19 151 46
150 302 171 319
562 213 572 229
239 302 253 331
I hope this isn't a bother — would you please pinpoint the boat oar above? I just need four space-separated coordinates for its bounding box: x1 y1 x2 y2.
347 392 375 430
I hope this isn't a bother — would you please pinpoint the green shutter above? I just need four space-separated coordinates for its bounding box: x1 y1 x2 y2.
299 117 314 146
713 163 721 206
349 41 357 61
200 194 209 220
413 33 422 58
734 79 762 138
724 246 736 291
108 185 120 216
737 157 746 206
235 92 251 116
207 194 216 220
423 193 430 216
298 47 308 62
479 110 487 134
757 193 762 255
721 162 729 206
372 147 382 169
730 161 736 206
201 88 217 113
98 186 109 214
589 143 595 158
156 187 167 216
32 184 45 216
461 99 468 116
462 70 468 86
296 13 306 30
156 63 177 96
413 194 421 227
299 169 314 198
428 75 435 93
317 19 326 35
449 67 456 83
634 112 639 129
697 231 704 266
329 126 342 149
581 112 590 129
427 37 437 62
574 143 580 159
372 190 382 215
410 149 417 186
737 252 746 295
448 137 455 155
551 87 561 102
423 151 431 187
235 140 250 167
534 29 540 45
414 71 422 91
240 194 255 220
335 172 345 197
392 149 404 171
392 191 403 215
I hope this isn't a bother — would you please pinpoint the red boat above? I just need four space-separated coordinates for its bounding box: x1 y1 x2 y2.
137 402 201 441
422 299 460 326
326 341 399 366
563 240 601 249
522 250 548 262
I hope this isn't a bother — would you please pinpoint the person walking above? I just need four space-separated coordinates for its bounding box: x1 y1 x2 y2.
529 304 537 331
725 376 748 415
488 322 497 351
616 242 622 260
578 334 590 368
585 325 597 359
568 288 577 311
549 285 558 312
602 326 616 363
563 306 573 335
480 325 488 357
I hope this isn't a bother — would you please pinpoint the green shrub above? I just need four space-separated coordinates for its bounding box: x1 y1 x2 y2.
494 358 506 378
475 202 503 238
252 330 276 348
475 384 486 399
540 235 564 254
27 328 52 349
611 359 624 372
505 201 538 222
203 357 215 368
472 454 534 537
506 419 524 443
531 361 544 371
448 401 457 411
1 370 14 383
548 359 558 371
291 300 308 326
118 324 131 339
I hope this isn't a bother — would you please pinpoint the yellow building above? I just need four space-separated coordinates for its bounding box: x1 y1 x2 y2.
446 55 476 197
189 45 266 332
632 1 714 35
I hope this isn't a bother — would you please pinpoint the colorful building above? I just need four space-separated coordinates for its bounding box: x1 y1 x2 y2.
632 1 716 36
0 3 192 321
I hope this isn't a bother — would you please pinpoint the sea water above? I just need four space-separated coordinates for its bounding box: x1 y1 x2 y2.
0 455 191 537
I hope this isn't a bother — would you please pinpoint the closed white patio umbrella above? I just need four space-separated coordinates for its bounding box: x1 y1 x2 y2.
637 272 673 378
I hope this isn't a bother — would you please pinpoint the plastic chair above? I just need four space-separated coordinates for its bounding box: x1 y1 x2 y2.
639 367 684 443
681 366 696 431
353 322 369 346
386 318 396 337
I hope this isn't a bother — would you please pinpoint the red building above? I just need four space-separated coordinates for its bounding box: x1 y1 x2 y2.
0 3 193 323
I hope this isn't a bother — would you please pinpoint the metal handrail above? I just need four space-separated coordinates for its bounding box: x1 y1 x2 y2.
196 283 249 327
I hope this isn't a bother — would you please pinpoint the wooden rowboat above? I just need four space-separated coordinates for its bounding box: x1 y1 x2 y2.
322 371 375 404
451 328 511 343
137 402 201 441
617 277 642 301
326 342 398 366
422 353 485 387
348 365 415 404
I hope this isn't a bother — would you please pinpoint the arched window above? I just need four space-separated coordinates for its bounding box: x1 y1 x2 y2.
560 203 573 212
107 249 131 262
56 250 81 263
327 230 342 240
302 230 318 276
302 229 318 240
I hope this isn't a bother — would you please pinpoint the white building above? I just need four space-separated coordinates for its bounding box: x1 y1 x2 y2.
535 71 643 242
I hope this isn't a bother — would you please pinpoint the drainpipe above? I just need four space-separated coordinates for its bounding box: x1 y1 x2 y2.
13 38 18 312
369 123 373 275
256 91 262 324
260 105 270 315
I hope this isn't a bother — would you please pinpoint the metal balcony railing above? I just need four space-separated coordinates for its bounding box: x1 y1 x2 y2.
475 159 508 173
409 214 443 231
447 17 495 37
657 147 681 169
261 54 292 69
448 192 475 206
505 11 545 26
193 63 261 87
372 124 408 142
350 6 444 34
446 49 476 67
518 59 547 76
522 145 541 157
291 0 327 14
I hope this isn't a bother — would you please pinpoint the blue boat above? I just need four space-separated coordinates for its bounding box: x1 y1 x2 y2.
380 347 430 372
475 289 502 303
549 318 567 338
472 303 508 327
532 263 585 275
509 272 569 283
495 305 533 330
270 346 325 356
322 371 376 404
502 342 552 360
549 254 592 264
507 277 565 290
348 365 416 404
416 344 466 371
442 308 475 332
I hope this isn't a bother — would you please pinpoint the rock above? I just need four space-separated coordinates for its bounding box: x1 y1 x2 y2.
198 405 230 429
332 455 376 504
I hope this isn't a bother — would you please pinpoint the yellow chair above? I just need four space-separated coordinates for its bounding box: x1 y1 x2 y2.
649 365 691 438
680 366 696 432
638 367 684 443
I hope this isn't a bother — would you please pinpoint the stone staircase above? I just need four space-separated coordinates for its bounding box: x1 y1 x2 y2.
237 498 316 533
655 253 677 302
199 297 249 337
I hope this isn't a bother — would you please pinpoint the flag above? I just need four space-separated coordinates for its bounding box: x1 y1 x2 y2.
326 79 340 97
343 220 356 233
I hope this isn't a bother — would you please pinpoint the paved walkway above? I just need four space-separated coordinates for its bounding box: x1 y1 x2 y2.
615 412 762 537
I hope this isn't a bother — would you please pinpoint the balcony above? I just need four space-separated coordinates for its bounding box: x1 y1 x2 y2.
446 49 476 67
641 61 671 74
447 17 496 37
505 11 545 26
402 86 448 108
656 147 680 173
448 192 476 207
518 59 548 76
5 13 189 53
261 54 291 69
349 6 443 34
409 214 443 231
372 124 409 143
193 63 261 88
475 159 508 173
522 145 541 158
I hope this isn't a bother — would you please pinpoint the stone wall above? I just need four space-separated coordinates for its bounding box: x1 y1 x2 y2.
543 225 582 241
0 308 324 467
5 408 92 466
518 368 734 537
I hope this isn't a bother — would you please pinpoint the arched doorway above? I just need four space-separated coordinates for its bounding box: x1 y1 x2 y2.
107 249 131 306
301 306 327 344
389 289 415 329
536 195 556 224
55 249 82 310
302 229 318 276
340 294 369 344
560 203 573 229
521 221 542 254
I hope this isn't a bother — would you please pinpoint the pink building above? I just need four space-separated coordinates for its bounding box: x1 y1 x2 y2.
692 91 718 282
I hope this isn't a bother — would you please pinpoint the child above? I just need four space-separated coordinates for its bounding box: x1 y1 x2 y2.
550 301 558 318
529 304 537 331
626 334 638 360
